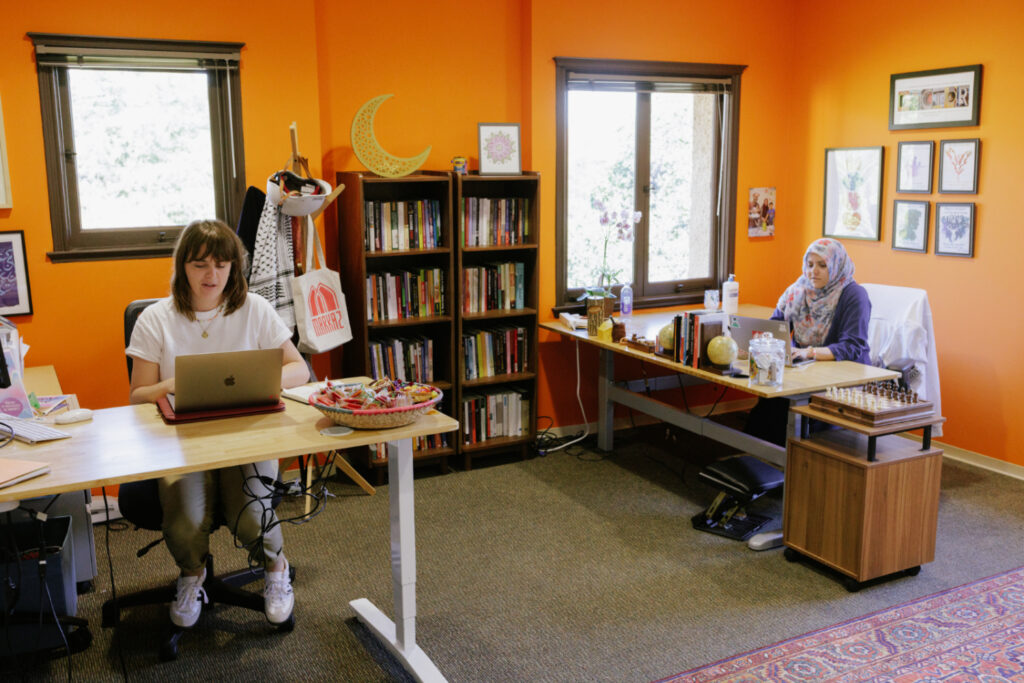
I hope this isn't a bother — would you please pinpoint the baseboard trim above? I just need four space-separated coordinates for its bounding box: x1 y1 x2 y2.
899 434 1024 482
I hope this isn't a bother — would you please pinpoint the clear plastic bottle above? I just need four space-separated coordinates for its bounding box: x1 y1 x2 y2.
620 283 633 316
722 274 739 315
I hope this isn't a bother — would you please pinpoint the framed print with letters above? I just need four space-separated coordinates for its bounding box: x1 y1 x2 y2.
892 200 929 253
0 231 31 316
938 138 980 193
935 202 975 257
889 64 982 130
823 146 884 241
896 141 934 193
478 123 521 175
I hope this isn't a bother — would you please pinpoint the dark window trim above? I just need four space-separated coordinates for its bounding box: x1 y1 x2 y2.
553 57 744 313
29 33 246 263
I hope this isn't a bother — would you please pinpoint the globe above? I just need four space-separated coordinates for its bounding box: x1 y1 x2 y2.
706 334 739 366
657 323 676 352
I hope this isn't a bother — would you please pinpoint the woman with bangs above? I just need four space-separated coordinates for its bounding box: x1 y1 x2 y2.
126 219 308 630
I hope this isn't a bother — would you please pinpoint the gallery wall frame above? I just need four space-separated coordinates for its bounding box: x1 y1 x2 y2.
889 64 982 130
896 141 934 194
822 146 884 241
934 202 975 257
478 123 522 175
0 94 11 209
938 138 980 194
0 231 32 316
891 200 929 253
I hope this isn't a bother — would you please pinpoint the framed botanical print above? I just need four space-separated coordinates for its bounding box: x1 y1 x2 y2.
934 202 975 257
822 146 884 241
938 138 980 193
891 200 929 253
896 141 934 194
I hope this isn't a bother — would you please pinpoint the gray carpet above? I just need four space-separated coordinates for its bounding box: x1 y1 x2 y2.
5 428 1024 682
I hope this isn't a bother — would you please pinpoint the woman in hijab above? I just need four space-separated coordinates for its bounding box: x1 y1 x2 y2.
745 238 871 444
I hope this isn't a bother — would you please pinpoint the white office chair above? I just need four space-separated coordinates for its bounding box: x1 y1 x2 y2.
861 284 942 436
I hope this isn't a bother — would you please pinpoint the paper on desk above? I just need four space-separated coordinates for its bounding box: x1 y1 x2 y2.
282 381 328 403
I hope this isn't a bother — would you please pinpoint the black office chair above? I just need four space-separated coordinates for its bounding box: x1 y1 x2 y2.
100 298 295 662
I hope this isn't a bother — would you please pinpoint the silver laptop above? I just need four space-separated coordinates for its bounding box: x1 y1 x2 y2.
727 314 810 366
170 349 283 413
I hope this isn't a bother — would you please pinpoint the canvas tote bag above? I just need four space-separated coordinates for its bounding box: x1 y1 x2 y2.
291 215 353 353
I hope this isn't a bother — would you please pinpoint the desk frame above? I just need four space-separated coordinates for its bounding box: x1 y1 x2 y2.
0 389 457 683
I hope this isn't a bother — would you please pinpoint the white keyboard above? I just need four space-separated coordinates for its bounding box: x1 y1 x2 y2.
0 416 72 444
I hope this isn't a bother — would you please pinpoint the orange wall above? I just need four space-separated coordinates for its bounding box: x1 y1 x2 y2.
0 0 324 408
791 0 1024 463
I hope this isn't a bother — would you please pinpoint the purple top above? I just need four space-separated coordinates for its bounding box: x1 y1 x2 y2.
771 281 871 364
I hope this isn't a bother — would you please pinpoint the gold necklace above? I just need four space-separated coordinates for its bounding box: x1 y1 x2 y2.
196 306 222 339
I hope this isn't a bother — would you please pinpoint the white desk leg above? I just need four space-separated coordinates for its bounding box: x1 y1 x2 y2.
349 437 446 683
597 348 615 451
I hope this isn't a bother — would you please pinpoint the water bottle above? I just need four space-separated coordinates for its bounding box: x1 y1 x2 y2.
620 283 633 317
722 274 739 315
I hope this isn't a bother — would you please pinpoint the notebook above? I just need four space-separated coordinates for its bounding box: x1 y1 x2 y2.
0 457 50 489
157 349 285 424
726 314 811 367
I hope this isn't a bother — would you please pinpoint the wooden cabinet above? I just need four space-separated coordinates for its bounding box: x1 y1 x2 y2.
783 429 942 586
449 172 539 469
331 172 456 477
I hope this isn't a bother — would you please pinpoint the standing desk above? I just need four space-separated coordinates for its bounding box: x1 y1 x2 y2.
541 307 898 467
0 385 459 682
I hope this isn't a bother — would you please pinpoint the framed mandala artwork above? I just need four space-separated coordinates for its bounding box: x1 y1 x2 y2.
478 123 521 175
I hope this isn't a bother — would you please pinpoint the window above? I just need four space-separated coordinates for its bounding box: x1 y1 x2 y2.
30 34 246 262
554 58 745 309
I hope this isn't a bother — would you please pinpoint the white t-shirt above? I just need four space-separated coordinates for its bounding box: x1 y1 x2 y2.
126 293 292 382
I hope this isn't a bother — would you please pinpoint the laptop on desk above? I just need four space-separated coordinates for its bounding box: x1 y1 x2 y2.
157 349 285 423
727 314 812 367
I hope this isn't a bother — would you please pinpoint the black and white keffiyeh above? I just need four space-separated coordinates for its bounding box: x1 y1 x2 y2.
249 195 296 329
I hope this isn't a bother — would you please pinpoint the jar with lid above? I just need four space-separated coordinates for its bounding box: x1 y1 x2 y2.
748 334 786 387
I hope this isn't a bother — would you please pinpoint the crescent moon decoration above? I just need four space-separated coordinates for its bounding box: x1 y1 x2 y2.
351 94 431 178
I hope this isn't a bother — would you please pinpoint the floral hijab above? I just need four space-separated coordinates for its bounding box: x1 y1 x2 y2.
776 238 856 347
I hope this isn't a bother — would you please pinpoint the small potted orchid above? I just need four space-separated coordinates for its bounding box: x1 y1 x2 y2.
578 198 642 317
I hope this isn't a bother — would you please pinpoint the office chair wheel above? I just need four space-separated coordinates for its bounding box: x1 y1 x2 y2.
159 629 186 662
783 547 800 562
842 576 863 593
276 614 295 632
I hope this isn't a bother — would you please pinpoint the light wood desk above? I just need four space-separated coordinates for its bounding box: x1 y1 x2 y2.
541 307 898 467
0 386 459 682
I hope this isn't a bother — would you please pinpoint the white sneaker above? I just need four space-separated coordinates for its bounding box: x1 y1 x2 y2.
263 559 294 624
170 568 208 628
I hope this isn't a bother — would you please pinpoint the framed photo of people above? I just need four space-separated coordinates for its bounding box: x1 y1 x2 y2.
934 202 975 257
938 138 980 193
822 146 884 241
889 64 982 130
896 141 933 194
891 200 930 253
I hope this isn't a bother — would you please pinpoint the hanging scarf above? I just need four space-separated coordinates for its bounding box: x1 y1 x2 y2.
249 195 296 329
776 238 855 347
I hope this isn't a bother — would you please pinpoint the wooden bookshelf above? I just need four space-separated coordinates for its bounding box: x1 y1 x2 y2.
331 171 457 479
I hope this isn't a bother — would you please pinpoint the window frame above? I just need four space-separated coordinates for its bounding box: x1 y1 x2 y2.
553 57 745 312
29 33 246 262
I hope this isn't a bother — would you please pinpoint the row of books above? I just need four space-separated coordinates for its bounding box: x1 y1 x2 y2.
460 197 531 247
462 262 526 314
461 388 530 445
462 325 528 380
363 199 443 252
369 432 450 461
668 310 729 367
365 268 447 322
369 336 435 383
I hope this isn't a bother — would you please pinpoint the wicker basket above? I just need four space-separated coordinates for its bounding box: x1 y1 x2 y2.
308 385 443 430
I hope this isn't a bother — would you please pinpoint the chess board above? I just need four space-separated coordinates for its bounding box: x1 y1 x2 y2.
809 384 934 427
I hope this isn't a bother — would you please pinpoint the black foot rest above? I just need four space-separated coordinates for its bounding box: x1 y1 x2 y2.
692 455 784 542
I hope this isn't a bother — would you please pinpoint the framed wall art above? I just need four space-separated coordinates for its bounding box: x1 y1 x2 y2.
891 200 930 253
889 64 982 130
822 146 884 241
0 231 31 316
0 94 11 209
934 202 975 257
938 138 980 193
478 123 521 175
896 141 934 193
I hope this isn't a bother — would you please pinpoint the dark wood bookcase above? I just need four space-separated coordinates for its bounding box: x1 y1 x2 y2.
331 171 456 478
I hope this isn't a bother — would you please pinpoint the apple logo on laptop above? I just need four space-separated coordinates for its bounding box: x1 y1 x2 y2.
224 375 236 387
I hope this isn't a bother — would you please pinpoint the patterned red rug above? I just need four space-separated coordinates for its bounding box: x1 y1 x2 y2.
657 566 1024 682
